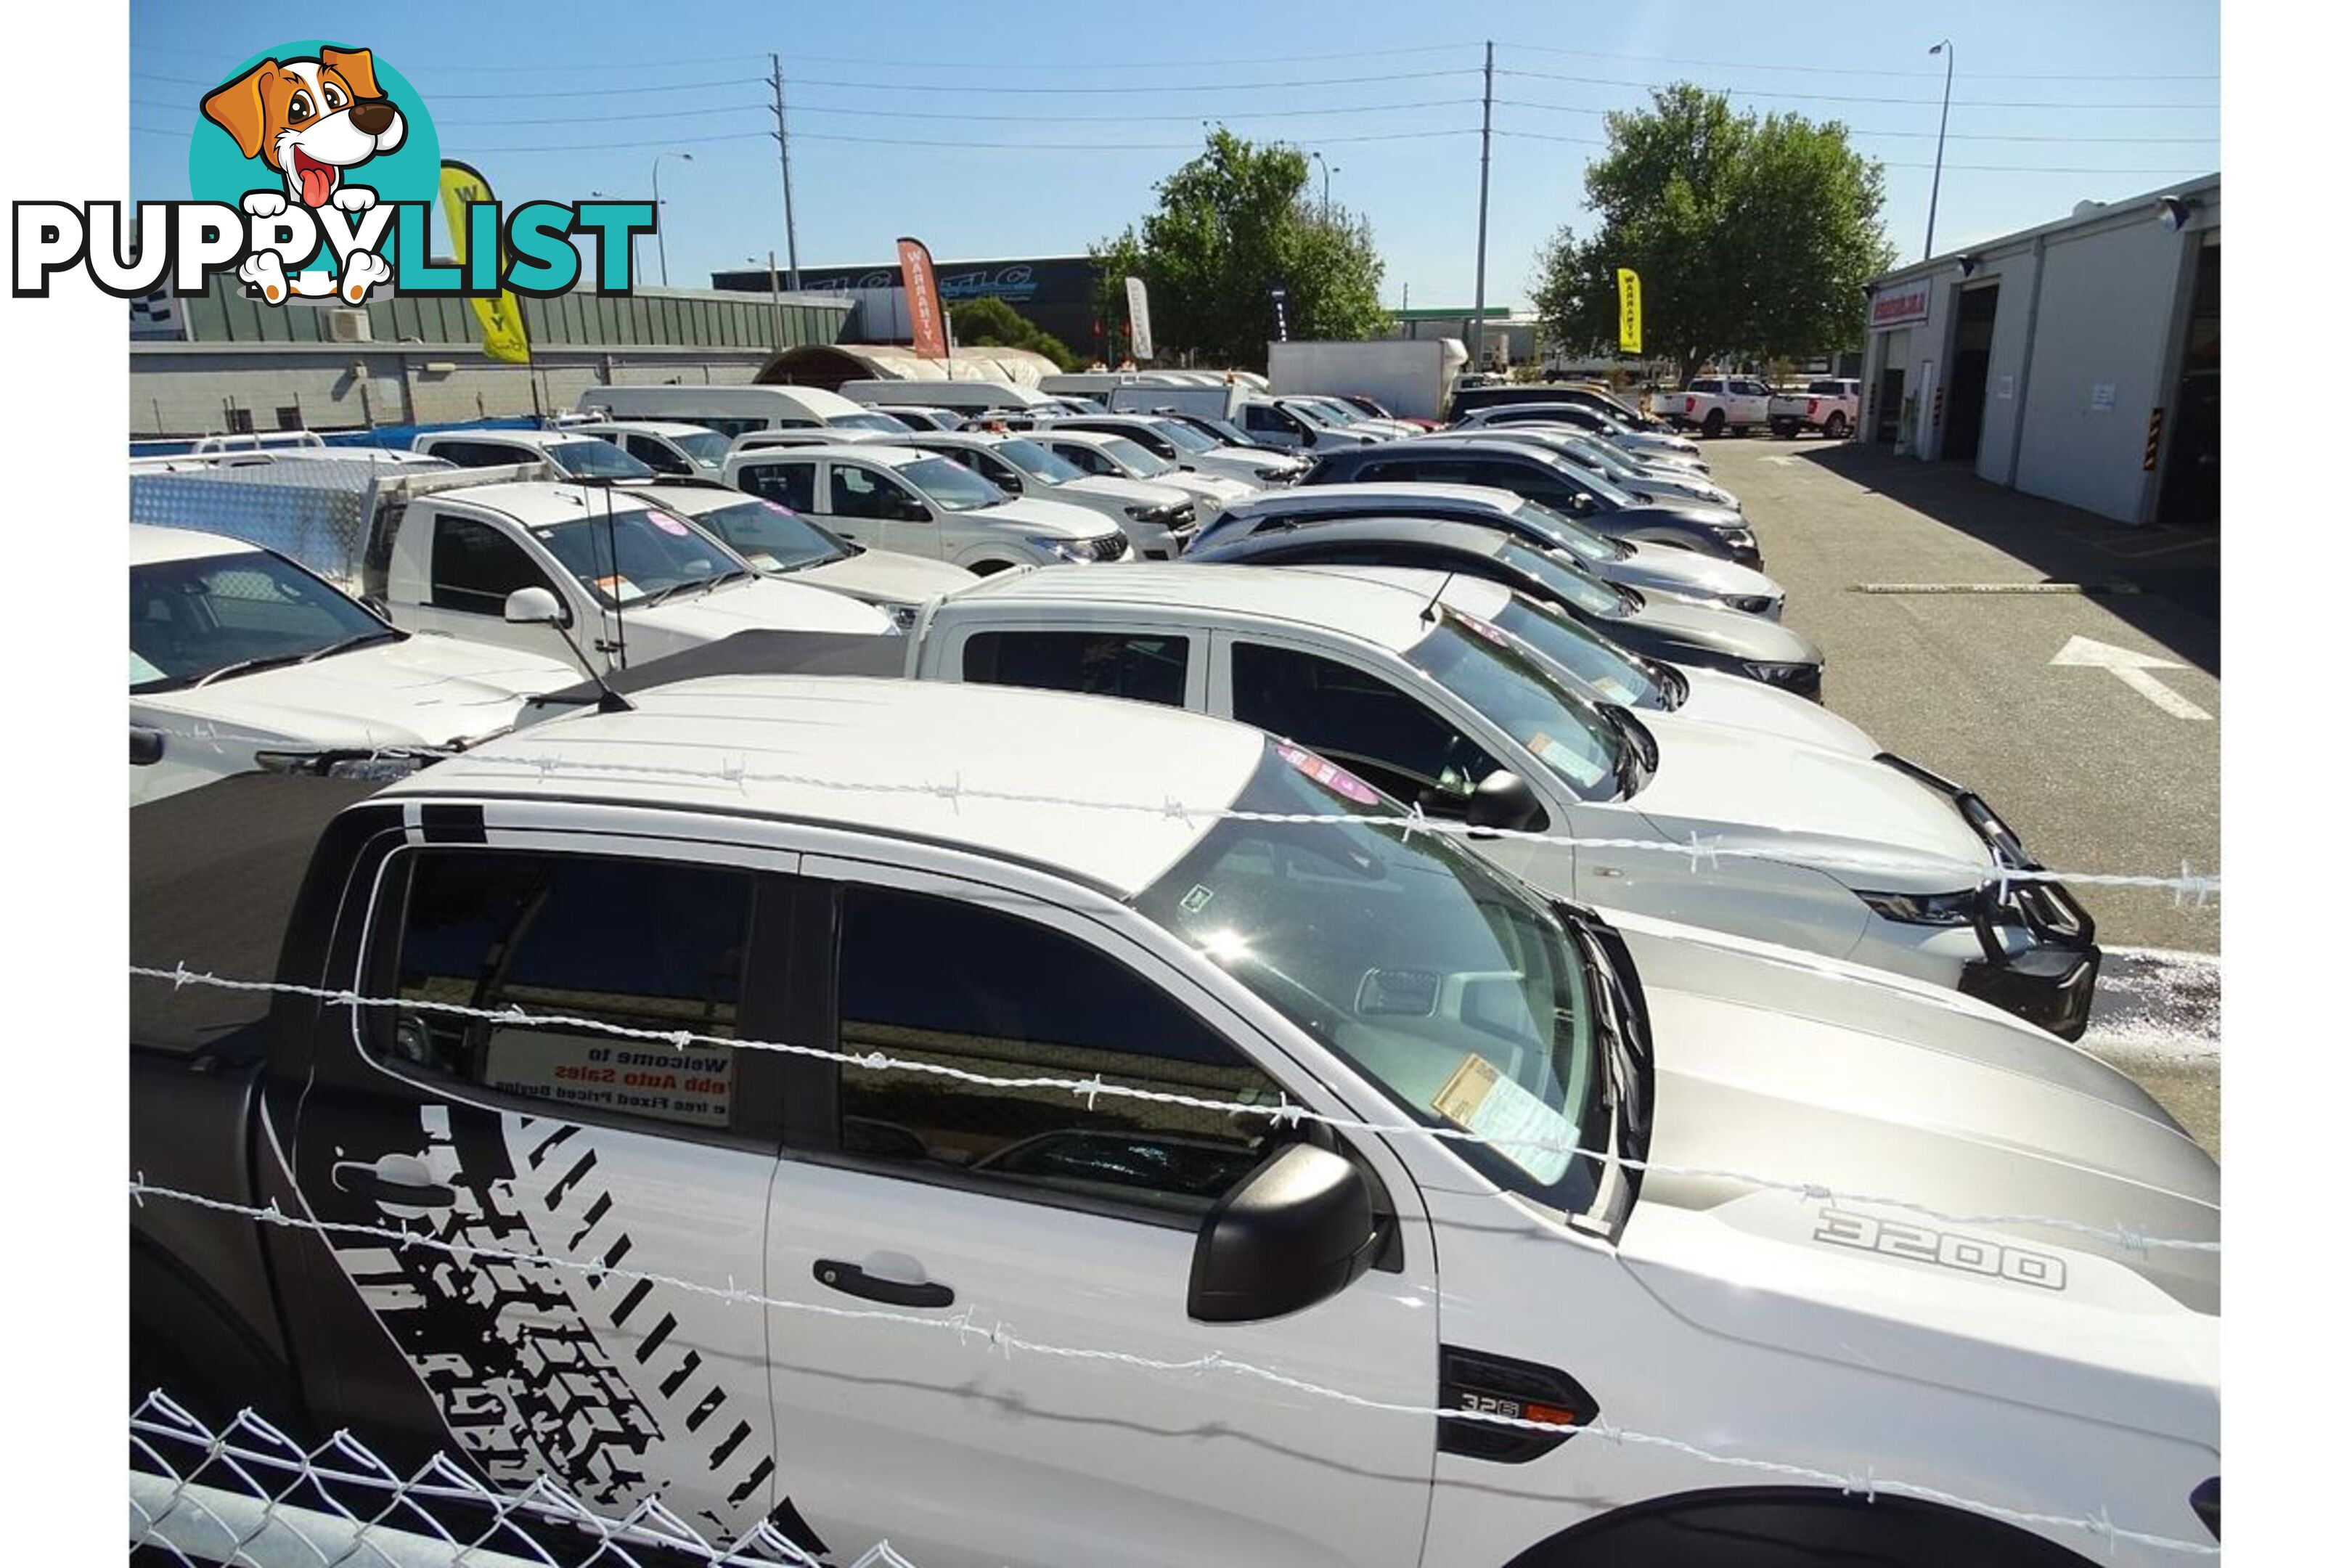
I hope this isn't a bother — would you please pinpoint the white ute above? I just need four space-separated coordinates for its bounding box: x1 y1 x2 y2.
128 524 577 804
911 564 2102 1038
336 674 2213 1567
126 460 895 678
897 430 1203 558
723 441 1130 573
1024 427 1258 518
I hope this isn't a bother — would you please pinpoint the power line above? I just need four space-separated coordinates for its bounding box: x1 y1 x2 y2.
137 41 1479 73
1496 68 2216 110
1490 128 2211 174
1493 39 2218 82
136 67 1476 101
362 126 1483 157
367 99 1485 131
1493 99 2219 144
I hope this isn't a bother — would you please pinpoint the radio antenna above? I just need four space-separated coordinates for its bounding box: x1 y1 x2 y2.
1419 570 1455 627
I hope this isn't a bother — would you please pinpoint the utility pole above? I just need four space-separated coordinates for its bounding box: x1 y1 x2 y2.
769 53 803 290
1924 40 1954 260
1470 40 1494 372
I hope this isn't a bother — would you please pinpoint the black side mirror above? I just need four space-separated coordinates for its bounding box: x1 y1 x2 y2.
1188 1143 1379 1323
1467 770 1547 834
130 727 164 766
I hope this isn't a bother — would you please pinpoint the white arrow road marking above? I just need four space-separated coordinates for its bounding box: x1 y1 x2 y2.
2049 634 2213 720
1763 456 1800 467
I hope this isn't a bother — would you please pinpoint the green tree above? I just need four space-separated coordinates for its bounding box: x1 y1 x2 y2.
947 295 1080 372
1531 85 1894 383
1092 128 1391 370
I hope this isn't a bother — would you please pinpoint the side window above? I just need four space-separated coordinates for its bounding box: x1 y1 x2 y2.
626 436 694 475
1053 444 1110 476
1229 642 1501 814
962 629 1190 708
380 852 755 1132
971 453 1021 490
835 884 1289 1217
425 441 514 468
429 515 554 613
688 417 765 439
740 460 817 513
830 465 914 519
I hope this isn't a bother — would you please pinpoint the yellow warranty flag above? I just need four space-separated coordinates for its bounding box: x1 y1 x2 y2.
1617 268 1643 356
439 161 531 364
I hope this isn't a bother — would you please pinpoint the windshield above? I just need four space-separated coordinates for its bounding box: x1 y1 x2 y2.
531 505 745 605
994 438 1087 484
1304 399 1360 424
1485 594 1664 709
1283 401 1342 428
1539 455 1640 509
550 440 657 480
1098 436 1175 478
1509 501 1625 564
1148 419 1217 454
1496 540 1633 618
1191 415 1252 445
897 455 1013 511
671 430 732 470
679 497 849 573
1405 613 1627 800
131 548 397 692
833 412 910 434
1131 740 1604 1209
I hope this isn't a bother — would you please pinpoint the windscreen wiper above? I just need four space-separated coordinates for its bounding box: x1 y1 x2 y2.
192 651 315 687
296 628 404 664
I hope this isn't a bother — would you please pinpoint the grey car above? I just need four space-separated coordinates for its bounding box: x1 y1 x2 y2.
1454 428 1744 513
1188 481 1785 617
1183 515 1826 698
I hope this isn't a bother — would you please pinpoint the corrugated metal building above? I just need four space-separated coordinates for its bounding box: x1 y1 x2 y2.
1858 173 2219 526
128 274 853 439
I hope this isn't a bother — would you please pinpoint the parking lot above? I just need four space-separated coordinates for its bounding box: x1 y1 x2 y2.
1705 436 2221 1149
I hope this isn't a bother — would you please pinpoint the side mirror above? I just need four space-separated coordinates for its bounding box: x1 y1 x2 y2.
1466 769 1547 834
503 586 568 627
1569 493 1596 513
1188 1143 1379 1324
130 726 164 766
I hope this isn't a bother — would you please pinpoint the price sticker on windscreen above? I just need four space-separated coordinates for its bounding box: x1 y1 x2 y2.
1276 740 1381 806
648 512 694 536
1432 1054 1575 1185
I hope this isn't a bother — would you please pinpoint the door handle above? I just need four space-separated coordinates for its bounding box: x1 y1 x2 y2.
812 1258 954 1310
332 1154 454 1208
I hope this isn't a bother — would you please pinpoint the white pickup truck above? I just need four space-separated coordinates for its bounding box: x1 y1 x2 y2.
128 460 896 677
135 677 2216 1568
1768 379 1863 440
129 523 579 805
1662 377 1777 438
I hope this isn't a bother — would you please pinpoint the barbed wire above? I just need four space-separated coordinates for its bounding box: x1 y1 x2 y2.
126 964 2218 1257
124 1192 2216 1561
129 1392 916 1567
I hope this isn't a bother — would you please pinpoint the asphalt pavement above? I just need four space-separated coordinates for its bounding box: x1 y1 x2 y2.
1700 434 2221 1151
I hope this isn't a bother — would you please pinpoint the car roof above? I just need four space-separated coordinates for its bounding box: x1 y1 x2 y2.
573 420 716 440
384 675 1267 899
618 481 751 514
1027 428 1129 449
947 561 1442 653
1304 564 1514 619
130 523 282 566
1230 481 1519 516
731 441 931 465
422 428 608 451
428 481 664 528
1350 438 1567 465
1199 516 1516 562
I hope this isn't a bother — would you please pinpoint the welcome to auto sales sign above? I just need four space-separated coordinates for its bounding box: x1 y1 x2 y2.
1870 282 1932 331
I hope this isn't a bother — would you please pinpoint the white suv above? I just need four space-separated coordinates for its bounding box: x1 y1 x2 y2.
1023 428 1256 515
722 443 1129 573
900 430 1200 559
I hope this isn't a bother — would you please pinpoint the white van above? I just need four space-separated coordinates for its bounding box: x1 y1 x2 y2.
575 384 907 441
1106 383 1249 422
836 379 1060 415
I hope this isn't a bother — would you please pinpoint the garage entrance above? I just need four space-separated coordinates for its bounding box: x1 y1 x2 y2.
2158 241 2219 526
1943 282 2001 463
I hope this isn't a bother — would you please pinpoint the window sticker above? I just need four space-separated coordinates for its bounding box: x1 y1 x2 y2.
1275 740 1381 806
1527 730 1611 791
1454 611 1513 648
648 512 693 537
1431 1053 1575 1185
745 552 785 572
481 1031 733 1129
596 575 640 600
1179 884 1215 915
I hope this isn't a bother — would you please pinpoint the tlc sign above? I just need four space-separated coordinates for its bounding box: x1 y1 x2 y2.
1870 282 1932 331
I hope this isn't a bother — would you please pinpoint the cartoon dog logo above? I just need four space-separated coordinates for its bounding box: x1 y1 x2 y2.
201 46 404 303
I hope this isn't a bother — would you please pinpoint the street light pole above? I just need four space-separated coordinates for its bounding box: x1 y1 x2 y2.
1924 40 1954 261
1309 150 1339 219
652 150 693 287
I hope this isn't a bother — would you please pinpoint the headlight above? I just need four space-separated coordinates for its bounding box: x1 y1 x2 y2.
1739 658 1819 694
1721 528 1757 551
254 749 428 783
1723 594 1775 615
1123 502 1178 523
1855 888 1979 926
885 603 919 632
1029 535 1098 563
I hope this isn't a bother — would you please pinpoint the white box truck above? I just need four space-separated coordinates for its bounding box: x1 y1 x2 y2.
1267 339 1469 422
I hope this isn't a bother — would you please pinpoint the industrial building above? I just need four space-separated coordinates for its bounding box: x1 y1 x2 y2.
1858 173 2218 526
128 274 852 439
711 255 1101 356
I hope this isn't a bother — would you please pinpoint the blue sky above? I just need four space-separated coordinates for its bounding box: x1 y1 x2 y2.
129 0 2218 308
